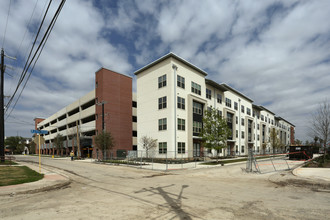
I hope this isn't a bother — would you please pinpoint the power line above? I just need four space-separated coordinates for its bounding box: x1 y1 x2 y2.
1 0 12 48
5 0 53 112
6 0 67 119
14 0 40 58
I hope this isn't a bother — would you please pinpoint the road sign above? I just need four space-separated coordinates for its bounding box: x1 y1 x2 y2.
30 129 48 134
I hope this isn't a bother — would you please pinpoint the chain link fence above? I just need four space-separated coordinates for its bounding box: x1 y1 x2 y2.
246 149 309 173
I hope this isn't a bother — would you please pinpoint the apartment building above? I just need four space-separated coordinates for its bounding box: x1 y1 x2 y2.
135 53 295 158
34 68 137 158
34 53 294 159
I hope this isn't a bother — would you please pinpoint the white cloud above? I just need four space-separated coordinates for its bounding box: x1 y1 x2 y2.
1 0 330 143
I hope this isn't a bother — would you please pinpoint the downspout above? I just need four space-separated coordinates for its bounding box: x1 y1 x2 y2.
238 98 241 156
172 64 178 159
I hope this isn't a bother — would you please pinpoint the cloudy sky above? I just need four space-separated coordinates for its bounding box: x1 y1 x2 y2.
0 0 329 142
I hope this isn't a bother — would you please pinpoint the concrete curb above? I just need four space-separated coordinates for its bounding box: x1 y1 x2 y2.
268 166 330 191
0 162 71 196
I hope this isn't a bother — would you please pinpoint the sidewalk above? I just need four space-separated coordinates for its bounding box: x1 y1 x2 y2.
269 165 330 190
293 167 330 181
0 162 71 196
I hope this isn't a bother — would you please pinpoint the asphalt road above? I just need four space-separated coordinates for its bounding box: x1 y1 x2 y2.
1 155 329 220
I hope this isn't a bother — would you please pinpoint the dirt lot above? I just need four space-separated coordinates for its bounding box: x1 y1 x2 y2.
0 156 329 220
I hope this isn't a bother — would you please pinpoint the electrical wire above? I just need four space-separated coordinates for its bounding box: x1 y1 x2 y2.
1 0 12 48
5 0 66 119
5 0 53 112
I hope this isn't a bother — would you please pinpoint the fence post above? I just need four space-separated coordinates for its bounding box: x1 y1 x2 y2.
270 154 276 171
166 152 168 171
140 150 143 169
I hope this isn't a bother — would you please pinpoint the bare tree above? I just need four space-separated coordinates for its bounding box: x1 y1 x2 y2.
140 135 157 158
311 100 330 161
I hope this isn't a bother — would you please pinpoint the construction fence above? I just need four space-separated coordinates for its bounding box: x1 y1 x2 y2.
245 148 313 173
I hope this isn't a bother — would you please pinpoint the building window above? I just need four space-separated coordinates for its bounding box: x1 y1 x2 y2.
159 142 167 154
132 131 137 137
158 118 167 131
178 142 185 154
234 102 238 110
158 96 167 109
158 74 166 88
178 118 185 131
257 134 260 141
218 110 222 117
193 121 202 134
177 97 185 110
241 118 245 126
247 108 251 116
191 82 201 95
242 131 245 139
225 98 231 108
177 75 185 89
193 102 203 115
257 124 260 130
265 117 267 123
261 115 264 121
96 82 98 88
217 94 222 104
132 101 137 108
206 88 212 99
132 116 137 122
241 105 245 113
241 146 245 153
236 116 238 124
236 130 238 138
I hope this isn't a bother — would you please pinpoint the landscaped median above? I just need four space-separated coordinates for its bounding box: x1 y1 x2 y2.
0 162 44 187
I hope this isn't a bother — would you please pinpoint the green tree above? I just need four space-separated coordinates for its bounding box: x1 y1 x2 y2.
140 135 157 158
270 128 281 153
200 107 231 162
54 134 65 156
94 131 115 161
5 136 24 154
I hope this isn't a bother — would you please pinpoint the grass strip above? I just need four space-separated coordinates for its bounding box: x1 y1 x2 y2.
0 160 17 166
0 166 44 186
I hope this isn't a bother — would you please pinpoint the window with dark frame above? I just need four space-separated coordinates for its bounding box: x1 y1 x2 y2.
206 88 212 99
178 118 185 131
177 75 185 89
158 118 167 131
178 142 186 154
191 82 201 95
158 96 167 109
225 98 232 108
158 74 166 88
159 142 167 154
217 94 222 104
177 97 185 110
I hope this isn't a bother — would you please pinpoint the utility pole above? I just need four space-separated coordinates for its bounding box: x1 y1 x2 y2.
76 120 81 159
1 49 4 162
1 48 15 162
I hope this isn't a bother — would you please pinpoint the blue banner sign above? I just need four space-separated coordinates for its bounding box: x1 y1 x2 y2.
30 129 48 134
